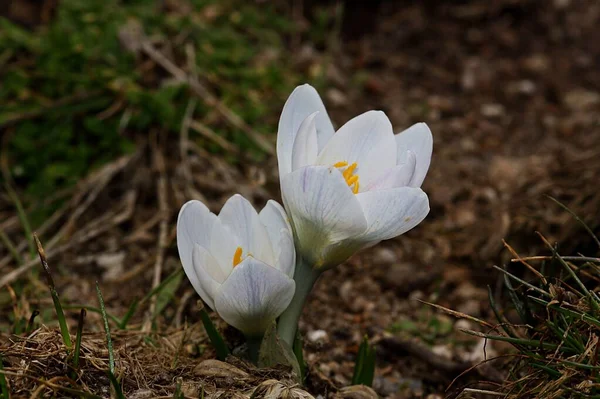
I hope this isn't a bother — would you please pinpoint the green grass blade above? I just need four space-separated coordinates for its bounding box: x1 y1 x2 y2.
293 330 305 382
504 273 533 325
530 362 561 378
540 237 600 310
351 337 367 385
107 371 125 399
152 271 183 323
141 269 184 304
35 234 71 348
173 377 184 399
545 320 582 353
199 307 229 361
527 296 600 329
488 286 517 338
492 265 551 298
558 359 600 370
0 354 9 399
118 299 139 329
11 316 26 336
460 329 577 354
96 281 115 374
352 335 375 386
547 196 600 249
558 313 585 349
362 343 376 387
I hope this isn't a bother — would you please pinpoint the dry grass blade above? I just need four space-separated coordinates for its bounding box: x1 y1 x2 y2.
96 281 115 374
420 300 495 329
460 388 506 397
0 370 102 398
503 239 547 284
189 120 240 154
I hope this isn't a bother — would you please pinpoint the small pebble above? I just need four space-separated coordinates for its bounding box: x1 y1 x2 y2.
307 329 328 343
372 247 397 265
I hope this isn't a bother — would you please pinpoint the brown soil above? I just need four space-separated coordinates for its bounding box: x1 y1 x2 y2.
1 0 599 398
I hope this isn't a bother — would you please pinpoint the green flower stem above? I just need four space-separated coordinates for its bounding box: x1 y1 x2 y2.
277 259 320 347
246 335 263 364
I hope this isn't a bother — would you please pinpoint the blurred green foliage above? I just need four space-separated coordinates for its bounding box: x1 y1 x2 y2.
390 312 454 344
0 0 301 199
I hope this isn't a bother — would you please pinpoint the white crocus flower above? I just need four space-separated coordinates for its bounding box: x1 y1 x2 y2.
277 84 432 270
177 194 296 337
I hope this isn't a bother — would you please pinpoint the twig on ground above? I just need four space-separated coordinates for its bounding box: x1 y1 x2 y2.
46 154 136 250
143 143 169 332
189 120 240 154
0 191 136 288
179 99 205 200
378 337 472 374
460 388 505 397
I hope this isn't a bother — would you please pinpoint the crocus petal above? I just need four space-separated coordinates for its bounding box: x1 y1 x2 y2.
191 244 222 309
291 112 319 171
259 200 295 278
355 187 429 243
316 111 397 189
208 220 239 279
365 151 416 191
259 200 293 239
275 230 295 278
394 123 433 187
277 84 335 178
177 200 219 303
219 194 275 265
214 257 295 336
281 165 367 264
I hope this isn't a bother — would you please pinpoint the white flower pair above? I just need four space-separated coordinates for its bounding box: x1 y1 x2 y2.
177 84 432 339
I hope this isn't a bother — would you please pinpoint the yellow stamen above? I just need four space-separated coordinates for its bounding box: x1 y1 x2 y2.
342 162 357 179
334 161 360 194
232 246 243 267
